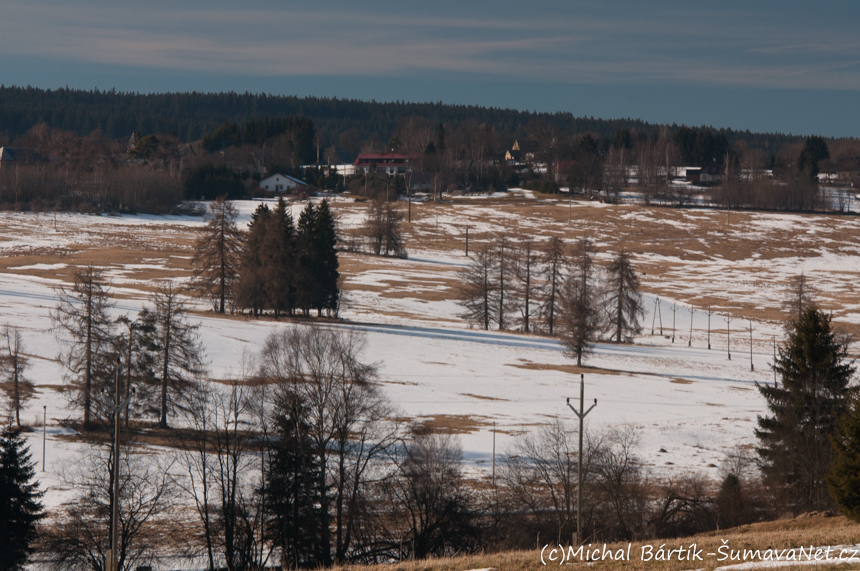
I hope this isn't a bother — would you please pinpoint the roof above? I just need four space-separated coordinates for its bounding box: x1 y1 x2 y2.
0 147 16 161
353 153 420 165
261 173 307 186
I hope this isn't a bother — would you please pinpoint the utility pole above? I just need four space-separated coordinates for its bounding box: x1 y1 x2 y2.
707 305 713 349
108 357 134 571
651 297 658 335
688 307 695 347
566 374 596 546
724 315 733 360
657 298 663 335
748 320 754 371
671 303 678 343
42 406 46 472
492 421 496 487
773 336 777 385
465 226 470 256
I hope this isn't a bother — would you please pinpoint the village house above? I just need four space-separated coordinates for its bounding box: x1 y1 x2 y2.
259 173 307 193
353 153 420 175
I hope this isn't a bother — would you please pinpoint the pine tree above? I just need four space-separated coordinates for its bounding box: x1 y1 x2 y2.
313 199 340 316
192 197 243 313
756 307 856 512
604 249 644 343
827 397 860 521
0 425 44 571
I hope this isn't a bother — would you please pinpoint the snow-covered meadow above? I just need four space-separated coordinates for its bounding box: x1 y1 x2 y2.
1 195 858 510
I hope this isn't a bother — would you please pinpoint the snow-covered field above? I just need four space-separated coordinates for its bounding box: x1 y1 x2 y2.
1 196 857 511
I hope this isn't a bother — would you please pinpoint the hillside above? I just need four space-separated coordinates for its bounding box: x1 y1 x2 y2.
0 86 804 149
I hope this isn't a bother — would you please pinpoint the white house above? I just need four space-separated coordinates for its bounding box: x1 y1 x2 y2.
259 173 307 192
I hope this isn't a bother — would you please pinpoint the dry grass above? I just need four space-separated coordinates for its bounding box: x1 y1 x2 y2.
411 414 493 435
328 514 860 571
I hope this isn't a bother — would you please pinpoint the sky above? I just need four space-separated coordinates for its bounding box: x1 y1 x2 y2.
1 0 859 137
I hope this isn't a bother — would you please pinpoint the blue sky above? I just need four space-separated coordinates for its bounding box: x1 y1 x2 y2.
1 0 859 136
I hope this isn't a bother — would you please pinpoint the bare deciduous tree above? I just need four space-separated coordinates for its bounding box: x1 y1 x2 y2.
363 199 407 258
153 283 205 428
559 238 600 366
510 240 539 333
537 237 567 335
603 250 644 343
456 244 497 331
51 266 116 428
0 325 35 427
45 449 175 571
191 197 243 313
259 325 399 565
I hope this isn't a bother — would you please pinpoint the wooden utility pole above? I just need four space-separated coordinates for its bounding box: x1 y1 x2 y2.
724 315 733 360
748 320 754 371
465 226 470 256
492 421 496 487
707 305 713 349
688 307 695 347
566 374 596 546
671 303 678 343
42 406 46 472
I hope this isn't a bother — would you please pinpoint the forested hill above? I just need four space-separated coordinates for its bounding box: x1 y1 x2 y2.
0 85 801 149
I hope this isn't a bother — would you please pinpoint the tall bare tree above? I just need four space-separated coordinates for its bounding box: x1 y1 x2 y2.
192 197 243 313
0 325 35 427
45 448 174 571
153 284 205 428
784 272 816 324
537 237 567 335
604 250 644 343
364 199 407 258
259 325 399 565
559 237 600 366
51 266 116 428
510 240 539 333
456 244 497 331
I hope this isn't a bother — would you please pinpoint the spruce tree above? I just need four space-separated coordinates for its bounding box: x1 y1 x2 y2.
266 198 297 318
313 199 340 316
827 397 860 521
236 202 271 315
295 203 319 316
266 394 323 569
756 307 856 512
0 425 44 571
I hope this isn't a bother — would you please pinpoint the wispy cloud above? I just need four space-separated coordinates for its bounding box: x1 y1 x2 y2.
1 2 859 91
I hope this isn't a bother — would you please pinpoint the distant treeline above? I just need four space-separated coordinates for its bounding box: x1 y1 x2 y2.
0 86 804 152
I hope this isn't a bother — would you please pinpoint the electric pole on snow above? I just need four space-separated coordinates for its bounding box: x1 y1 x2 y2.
107 357 135 571
567 373 596 546
748 320 754 371
688 306 695 347
724 314 733 360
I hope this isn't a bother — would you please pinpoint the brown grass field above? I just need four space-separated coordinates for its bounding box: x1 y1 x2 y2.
328 514 860 571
